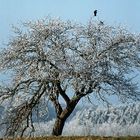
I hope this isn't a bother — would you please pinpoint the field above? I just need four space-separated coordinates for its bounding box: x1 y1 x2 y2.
3 136 140 140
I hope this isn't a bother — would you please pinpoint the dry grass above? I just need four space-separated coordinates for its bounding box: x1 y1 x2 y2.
3 136 140 140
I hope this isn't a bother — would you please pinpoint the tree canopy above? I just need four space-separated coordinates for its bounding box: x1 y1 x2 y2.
0 17 140 137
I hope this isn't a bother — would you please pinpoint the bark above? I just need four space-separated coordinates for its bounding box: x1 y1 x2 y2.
52 117 65 136
52 98 80 136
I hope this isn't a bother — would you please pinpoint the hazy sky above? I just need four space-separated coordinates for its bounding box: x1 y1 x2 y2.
0 0 140 45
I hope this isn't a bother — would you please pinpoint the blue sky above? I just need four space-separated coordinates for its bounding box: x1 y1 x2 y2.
0 0 140 45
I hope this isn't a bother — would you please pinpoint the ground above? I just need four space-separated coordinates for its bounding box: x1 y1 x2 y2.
3 136 140 140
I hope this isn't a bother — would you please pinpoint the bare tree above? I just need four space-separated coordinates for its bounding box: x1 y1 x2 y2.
0 17 140 137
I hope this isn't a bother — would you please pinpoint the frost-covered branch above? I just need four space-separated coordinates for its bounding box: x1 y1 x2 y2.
0 17 140 137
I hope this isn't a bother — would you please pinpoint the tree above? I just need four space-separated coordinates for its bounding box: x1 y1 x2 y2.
0 17 140 137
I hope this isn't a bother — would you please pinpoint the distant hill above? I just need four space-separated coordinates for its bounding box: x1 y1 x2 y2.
74 103 140 125
0 103 140 136
62 103 140 136
33 103 140 136
0 106 4 119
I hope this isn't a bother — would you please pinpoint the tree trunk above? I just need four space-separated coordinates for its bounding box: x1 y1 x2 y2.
52 117 65 136
52 95 81 136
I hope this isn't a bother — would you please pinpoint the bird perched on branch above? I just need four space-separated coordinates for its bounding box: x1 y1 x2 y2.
94 10 97 16
100 21 104 25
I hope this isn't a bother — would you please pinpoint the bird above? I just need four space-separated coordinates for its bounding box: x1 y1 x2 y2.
94 10 97 16
100 21 104 25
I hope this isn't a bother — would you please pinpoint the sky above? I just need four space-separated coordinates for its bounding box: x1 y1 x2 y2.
0 0 140 46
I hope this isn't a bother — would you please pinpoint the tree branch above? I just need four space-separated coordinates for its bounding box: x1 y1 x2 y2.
49 94 63 117
56 82 70 105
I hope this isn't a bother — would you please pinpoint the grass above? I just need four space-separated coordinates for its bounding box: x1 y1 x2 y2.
3 136 140 140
